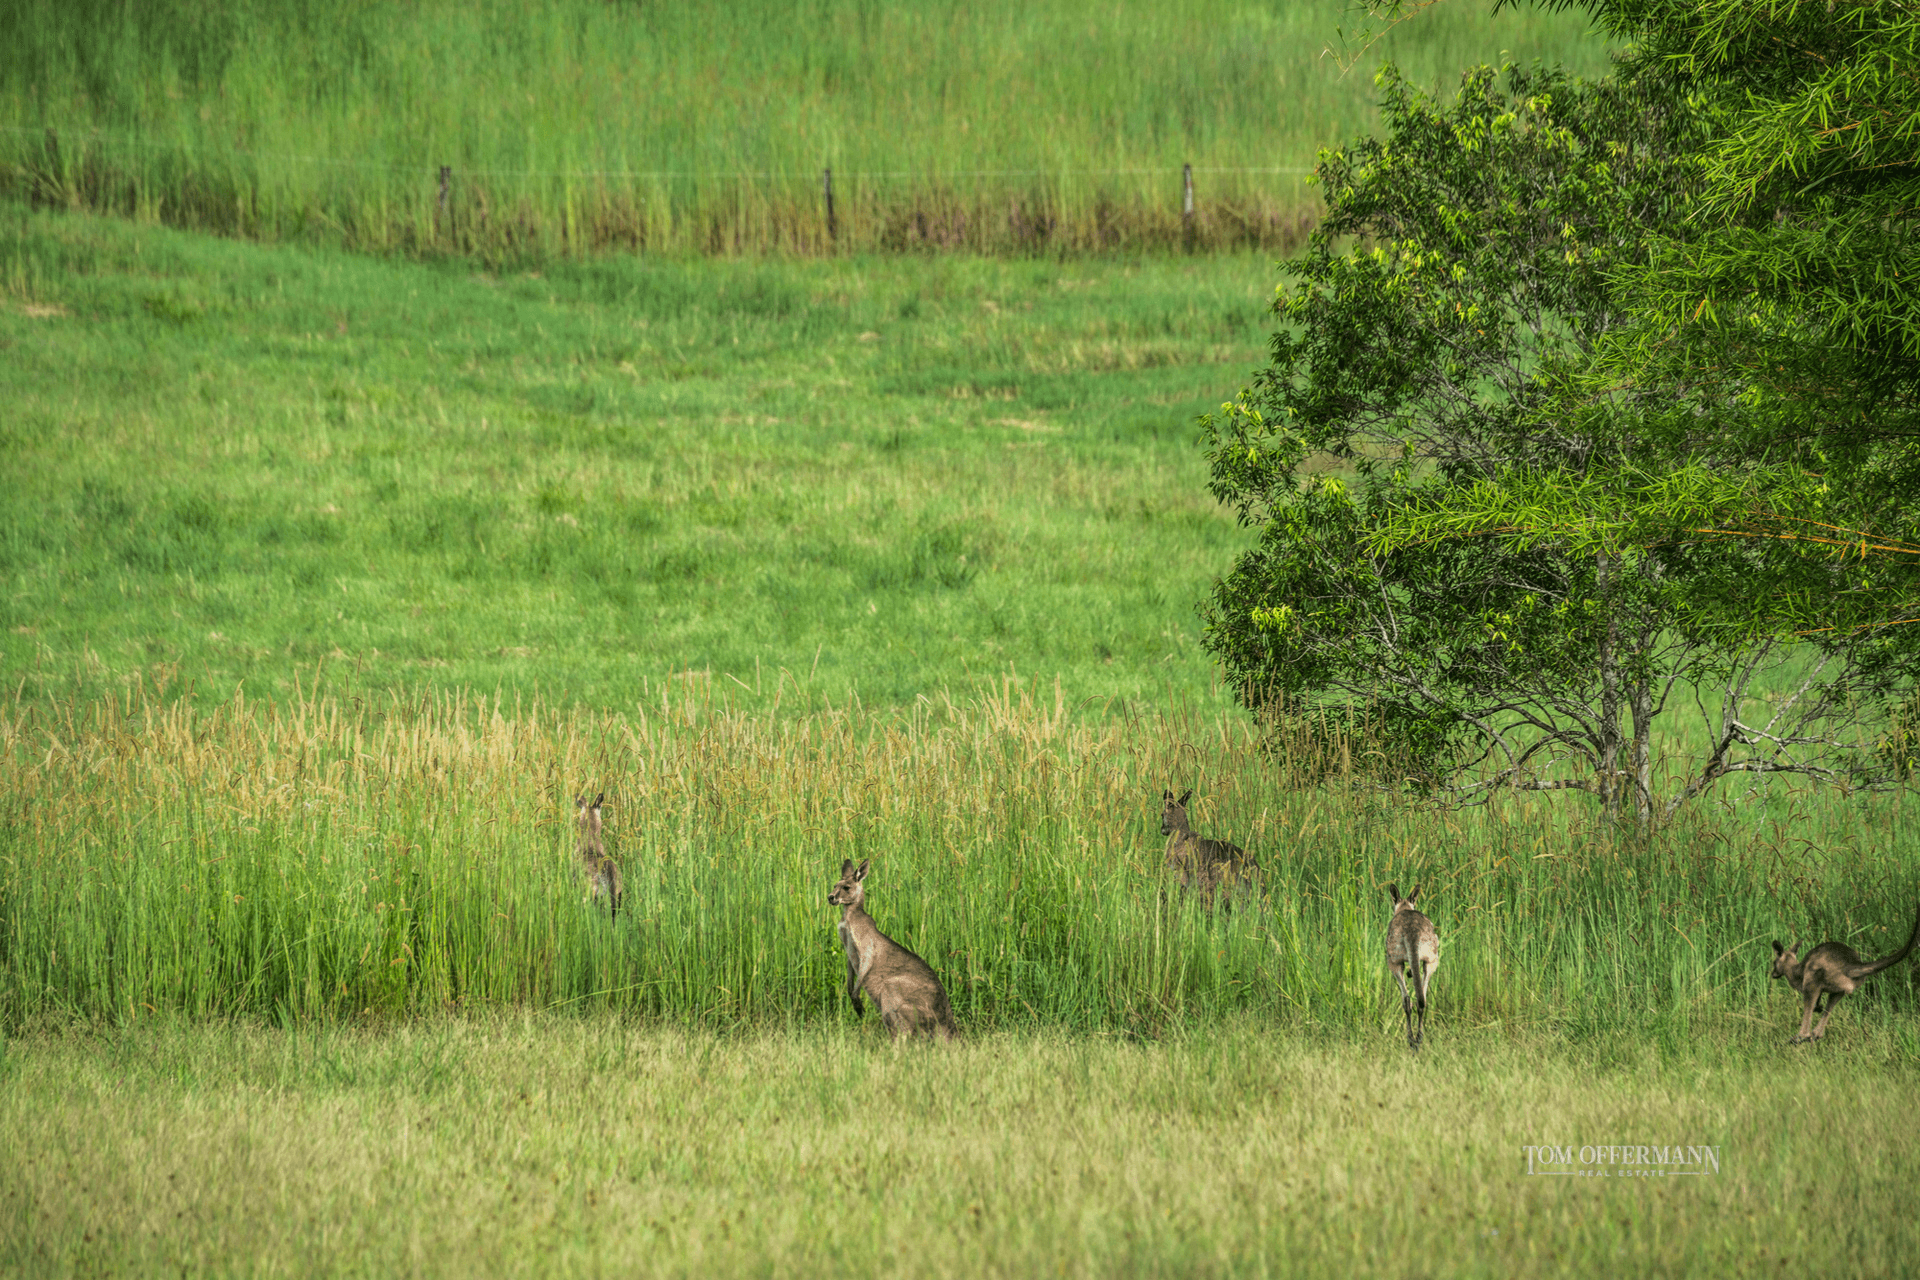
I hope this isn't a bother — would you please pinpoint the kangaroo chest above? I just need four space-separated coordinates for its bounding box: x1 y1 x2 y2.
839 913 880 986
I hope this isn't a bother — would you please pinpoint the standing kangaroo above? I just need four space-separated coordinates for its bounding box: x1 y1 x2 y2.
575 793 622 919
828 859 959 1041
1160 788 1259 899
1771 899 1920 1044
1385 883 1440 1051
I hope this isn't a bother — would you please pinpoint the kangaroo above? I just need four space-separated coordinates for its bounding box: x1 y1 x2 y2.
827 859 959 1041
1771 899 1920 1044
575 793 622 919
1160 788 1259 900
1385 884 1440 1051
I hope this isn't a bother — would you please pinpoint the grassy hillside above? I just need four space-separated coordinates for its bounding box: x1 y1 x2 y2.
0 0 1615 256
1 201 1270 710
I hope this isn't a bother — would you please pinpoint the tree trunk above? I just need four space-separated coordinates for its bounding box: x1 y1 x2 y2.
1629 675 1654 827
1596 549 1623 820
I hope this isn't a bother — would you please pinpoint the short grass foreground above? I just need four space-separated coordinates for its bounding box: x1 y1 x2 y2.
3 1018 1916 1277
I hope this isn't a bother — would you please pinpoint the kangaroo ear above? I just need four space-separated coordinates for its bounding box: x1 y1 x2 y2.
1162 789 1175 802
592 793 604 808
855 859 871 880
1407 886 1420 905
839 859 854 878
1771 940 1784 955
1178 789 1193 806
1388 883 1401 904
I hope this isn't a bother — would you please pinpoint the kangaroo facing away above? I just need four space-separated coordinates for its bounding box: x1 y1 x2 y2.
1385 884 1440 1051
828 859 959 1042
575 793 623 919
1771 898 1920 1044
1160 788 1259 900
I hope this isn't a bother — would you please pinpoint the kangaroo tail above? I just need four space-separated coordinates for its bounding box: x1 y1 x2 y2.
1859 899 1920 977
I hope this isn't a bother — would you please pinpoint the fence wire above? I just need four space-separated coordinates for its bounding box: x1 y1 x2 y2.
3 122 1316 182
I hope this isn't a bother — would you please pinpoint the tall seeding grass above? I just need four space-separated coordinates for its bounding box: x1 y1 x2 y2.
0 0 1614 257
3 678 1915 1038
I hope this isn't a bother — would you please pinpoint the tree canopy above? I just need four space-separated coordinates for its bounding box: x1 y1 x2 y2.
1582 0 1920 637
1199 5 1920 817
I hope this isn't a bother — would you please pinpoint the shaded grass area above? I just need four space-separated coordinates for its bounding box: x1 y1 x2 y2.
0 0 1615 257
4 684 1917 1038
3 1017 1915 1277
0 202 1269 710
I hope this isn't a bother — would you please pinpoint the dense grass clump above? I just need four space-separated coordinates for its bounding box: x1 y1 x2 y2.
3 683 1917 1041
0 0 1614 257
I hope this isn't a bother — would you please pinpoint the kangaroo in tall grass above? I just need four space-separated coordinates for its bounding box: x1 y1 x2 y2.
1160 788 1259 900
575 793 622 919
828 859 959 1042
1385 884 1440 1051
1771 898 1920 1044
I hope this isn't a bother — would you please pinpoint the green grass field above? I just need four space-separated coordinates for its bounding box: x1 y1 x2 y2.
1 0 1614 256
4 1018 1917 1277
5 189 1919 1280
1 200 1268 710
4 5 1919 1273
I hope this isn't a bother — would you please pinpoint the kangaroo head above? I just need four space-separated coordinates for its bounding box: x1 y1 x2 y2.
1770 939 1800 979
1389 883 1420 912
828 858 871 908
1161 788 1194 835
575 793 605 848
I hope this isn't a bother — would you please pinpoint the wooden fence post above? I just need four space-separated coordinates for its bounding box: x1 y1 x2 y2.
823 167 837 244
1182 162 1194 250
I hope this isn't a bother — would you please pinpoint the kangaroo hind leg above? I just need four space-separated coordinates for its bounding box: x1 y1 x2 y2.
1412 958 1433 1050
1392 961 1414 1048
1790 990 1821 1044
1809 990 1845 1041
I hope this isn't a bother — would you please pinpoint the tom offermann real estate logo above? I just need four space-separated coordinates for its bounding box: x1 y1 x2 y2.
1522 1144 1721 1178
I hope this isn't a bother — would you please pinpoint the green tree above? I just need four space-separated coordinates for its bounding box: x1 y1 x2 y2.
1580 0 1920 636
1199 57 1903 819
1389 4 1920 635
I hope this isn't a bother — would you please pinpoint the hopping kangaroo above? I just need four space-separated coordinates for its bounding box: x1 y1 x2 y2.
1385 884 1440 1051
1771 898 1920 1044
828 859 959 1041
575 793 623 919
1160 788 1259 899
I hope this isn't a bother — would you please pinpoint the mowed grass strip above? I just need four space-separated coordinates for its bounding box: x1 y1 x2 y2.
0 0 1615 256
3 1017 1916 1278
0 202 1270 709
